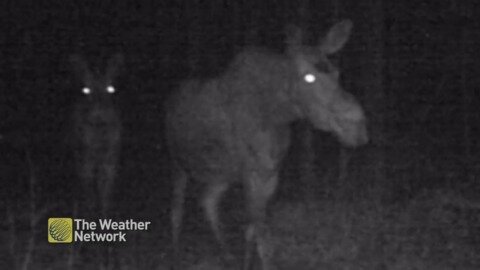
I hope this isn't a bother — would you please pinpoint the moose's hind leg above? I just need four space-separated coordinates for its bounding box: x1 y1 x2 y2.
171 162 188 270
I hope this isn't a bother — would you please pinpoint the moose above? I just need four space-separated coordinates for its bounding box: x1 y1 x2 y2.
70 54 123 216
166 20 368 269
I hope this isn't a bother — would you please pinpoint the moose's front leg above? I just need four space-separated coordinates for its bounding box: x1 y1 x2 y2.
244 169 278 270
241 126 288 270
78 152 97 214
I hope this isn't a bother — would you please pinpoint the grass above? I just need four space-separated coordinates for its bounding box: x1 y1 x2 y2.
268 188 480 270
2 140 479 269
2 185 479 269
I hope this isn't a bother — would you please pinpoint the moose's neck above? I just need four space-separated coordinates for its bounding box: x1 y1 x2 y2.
227 48 303 127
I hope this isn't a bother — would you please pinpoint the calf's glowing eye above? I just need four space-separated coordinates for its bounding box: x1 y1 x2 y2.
304 74 316 83
82 87 91 95
106 85 116 94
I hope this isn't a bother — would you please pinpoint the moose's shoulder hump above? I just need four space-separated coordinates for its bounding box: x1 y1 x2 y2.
231 47 283 66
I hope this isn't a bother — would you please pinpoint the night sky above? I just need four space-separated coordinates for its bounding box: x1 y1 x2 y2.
1 1 480 269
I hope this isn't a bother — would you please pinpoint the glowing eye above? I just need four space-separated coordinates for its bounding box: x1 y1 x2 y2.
82 87 91 95
304 74 316 83
106 85 116 94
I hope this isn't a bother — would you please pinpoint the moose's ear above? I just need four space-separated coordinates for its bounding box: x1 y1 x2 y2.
69 54 91 82
319 20 353 55
106 53 124 79
285 24 303 54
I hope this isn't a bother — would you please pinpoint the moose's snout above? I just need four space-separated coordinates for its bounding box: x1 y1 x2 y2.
339 120 369 147
327 102 369 147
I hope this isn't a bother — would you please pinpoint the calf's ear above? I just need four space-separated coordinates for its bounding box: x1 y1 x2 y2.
69 54 92 83
106 53 124 80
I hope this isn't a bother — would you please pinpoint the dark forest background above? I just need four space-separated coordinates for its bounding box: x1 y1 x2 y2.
1 0 479 269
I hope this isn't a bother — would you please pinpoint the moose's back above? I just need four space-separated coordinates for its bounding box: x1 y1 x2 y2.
165 48 297 180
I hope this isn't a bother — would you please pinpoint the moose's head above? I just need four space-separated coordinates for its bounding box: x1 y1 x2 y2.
286 20 368 147
70 54 124 122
